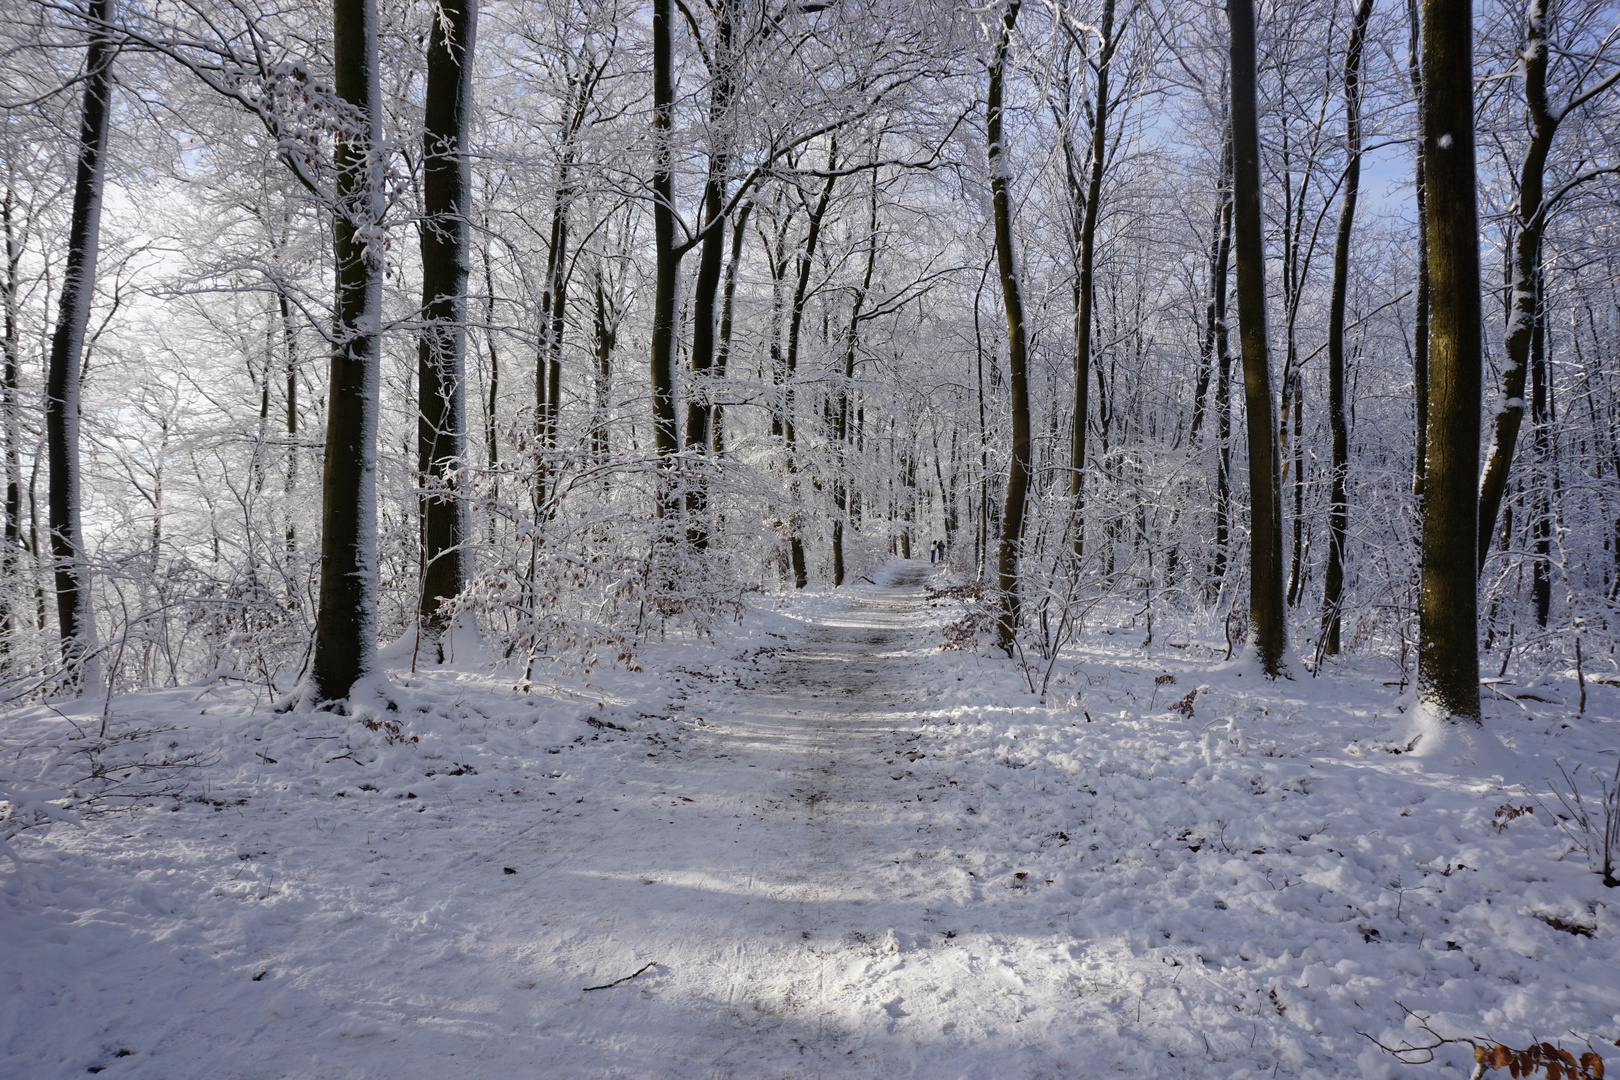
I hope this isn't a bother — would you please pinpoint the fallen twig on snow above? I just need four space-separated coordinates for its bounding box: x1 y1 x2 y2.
582 961 656 992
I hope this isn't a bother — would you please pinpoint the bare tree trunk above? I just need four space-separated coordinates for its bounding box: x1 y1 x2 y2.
1227 0 1288 676
1063 0 1118 562
278 285 299 577
1407 0 1428 502
1210 127 1235 594
1529 268 1550 626
833 162 878 586
711 200 751 459
783 142 838 588
1322 0 1374 656
683 0 736 548
989 1 1031 656
1476 0 1620 568
1 186 23 663
45 0 116 694
589 265 615 466
649 0 681 523
416 0 476 651
1416 0 1482 724
311 0 384 703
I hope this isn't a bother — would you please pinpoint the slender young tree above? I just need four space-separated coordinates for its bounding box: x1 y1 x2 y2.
416 0 477 654
781 143 838 588
45 0 116 693
1415 0 1482 724
1057 0 1120 562
1407 0 1429 502
989 0 1032 656
310 0 384 703
1226 0 1288 676
1475 0 1620 569
683 0 738 548
1321 0 1374 656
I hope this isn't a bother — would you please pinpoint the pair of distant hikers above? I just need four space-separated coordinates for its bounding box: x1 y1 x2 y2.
928 540 945 565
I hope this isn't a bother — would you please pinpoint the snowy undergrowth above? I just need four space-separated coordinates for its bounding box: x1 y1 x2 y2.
904 576 1620 1079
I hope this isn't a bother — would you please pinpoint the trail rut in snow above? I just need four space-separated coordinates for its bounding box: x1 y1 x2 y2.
493 561 1091 1078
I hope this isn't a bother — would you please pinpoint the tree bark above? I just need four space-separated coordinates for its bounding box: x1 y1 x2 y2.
683 0 736 548
311 0 384 702
1472 0 1619 569
416 0 477 649
711 200 752 459
45 0 116 694
2 186 23 662
1416 0 1483 724
833 162 878 585
782 142 838 588
989 1 1031 656
1227 0 1288 676
1407 0 1429 502
1064 0 1118 562
1321 0 1373 656
649 0 681 523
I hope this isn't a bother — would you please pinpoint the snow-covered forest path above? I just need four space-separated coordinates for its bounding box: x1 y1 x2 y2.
11 562 1618 1080
490 561 1084 1076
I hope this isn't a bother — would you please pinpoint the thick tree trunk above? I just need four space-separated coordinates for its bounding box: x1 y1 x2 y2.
416 0 476 650
649 0 681 523
1416 0 1483 724
45 0 116 694
989 1 1031 656
1226 0 1288 676
1321 0 1373 656
311 0 384 703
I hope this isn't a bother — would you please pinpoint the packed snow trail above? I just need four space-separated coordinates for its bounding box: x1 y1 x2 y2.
474 561 1094 1077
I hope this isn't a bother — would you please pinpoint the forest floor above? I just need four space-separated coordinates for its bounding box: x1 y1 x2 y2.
3 562 1619 1079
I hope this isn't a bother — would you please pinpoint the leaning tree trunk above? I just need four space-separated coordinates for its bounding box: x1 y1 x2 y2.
989 0 1031 657
1321 0 1374 656
1473 0 1620 569
1416 0 1483 725
311 0 385 703
416 0 476 653
1226 0 1288 676
45 0 116 694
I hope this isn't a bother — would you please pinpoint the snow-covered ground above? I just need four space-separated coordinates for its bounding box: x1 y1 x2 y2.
3 561 1617 1079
